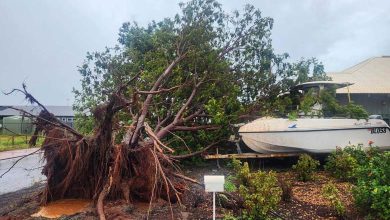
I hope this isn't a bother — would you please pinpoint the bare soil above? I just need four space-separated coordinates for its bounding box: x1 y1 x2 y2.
0 160 362 220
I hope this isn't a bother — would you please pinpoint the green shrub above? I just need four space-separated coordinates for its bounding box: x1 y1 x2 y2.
224 175 237 192
326 146 389 219
322 182 345 217
223 210 238 220
353 152 390 220
363 146 381 160
325 147 358 181
288 111 298 121
325 145 381 182
343 145 368 165
232 158 282 219
231 158 250 185
292 154 319 181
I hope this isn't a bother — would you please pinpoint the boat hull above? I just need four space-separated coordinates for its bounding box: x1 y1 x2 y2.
239 118 390 153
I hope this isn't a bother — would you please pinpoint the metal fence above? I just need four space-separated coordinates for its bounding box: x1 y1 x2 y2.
0 122 74 135
0 122 35 135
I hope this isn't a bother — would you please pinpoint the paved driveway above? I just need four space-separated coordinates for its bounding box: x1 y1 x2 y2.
0 148 46 195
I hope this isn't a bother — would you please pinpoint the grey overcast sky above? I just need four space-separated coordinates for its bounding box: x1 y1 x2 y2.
1 0 389 105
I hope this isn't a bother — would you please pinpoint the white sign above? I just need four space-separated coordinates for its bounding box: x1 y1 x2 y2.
204 175 225 220
204 175 225 192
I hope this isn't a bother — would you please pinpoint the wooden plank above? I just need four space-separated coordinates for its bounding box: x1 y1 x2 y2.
204 152 301 159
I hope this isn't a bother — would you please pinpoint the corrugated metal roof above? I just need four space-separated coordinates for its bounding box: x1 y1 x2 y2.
328 56 390 94
0 106 74 117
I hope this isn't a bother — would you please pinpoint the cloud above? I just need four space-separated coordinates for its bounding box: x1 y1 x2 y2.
245 0 390 71
0 0 389 105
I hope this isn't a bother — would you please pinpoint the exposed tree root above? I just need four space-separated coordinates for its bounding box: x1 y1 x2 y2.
97 171 113 220
6 84 206 219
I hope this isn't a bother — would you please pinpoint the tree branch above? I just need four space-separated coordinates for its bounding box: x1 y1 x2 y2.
144 122 174 153
0 147 43 178
3 83 49 113
218 21 258 59
156 82 202 139
154 113 172 134
172 125 220 131
182 108 204 122
130 55 186 146
170 140 225 159
136 85 181 95
173 81 202 123
117 71 142 93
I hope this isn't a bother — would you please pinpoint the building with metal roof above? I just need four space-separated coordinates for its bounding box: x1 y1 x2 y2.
328 56 390 123
0 106 75 133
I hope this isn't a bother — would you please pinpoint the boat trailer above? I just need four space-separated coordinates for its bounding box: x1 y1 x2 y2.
204 152 301 159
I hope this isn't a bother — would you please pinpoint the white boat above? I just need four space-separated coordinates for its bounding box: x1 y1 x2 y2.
239 117 390 153
238 81 390 154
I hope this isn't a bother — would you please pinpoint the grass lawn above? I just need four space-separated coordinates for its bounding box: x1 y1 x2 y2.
0 135 43 152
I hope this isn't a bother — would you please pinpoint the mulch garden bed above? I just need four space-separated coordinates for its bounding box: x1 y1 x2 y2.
0 162 362 219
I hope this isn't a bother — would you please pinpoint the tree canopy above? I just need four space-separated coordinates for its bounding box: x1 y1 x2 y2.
73 0 330 152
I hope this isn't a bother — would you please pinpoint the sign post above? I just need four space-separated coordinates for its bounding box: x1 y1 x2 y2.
204 175 224 220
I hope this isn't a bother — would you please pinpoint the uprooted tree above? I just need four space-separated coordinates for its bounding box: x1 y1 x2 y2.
6 0 330 219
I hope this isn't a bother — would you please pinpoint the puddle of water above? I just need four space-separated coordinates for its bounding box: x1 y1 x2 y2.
31 199 92 219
